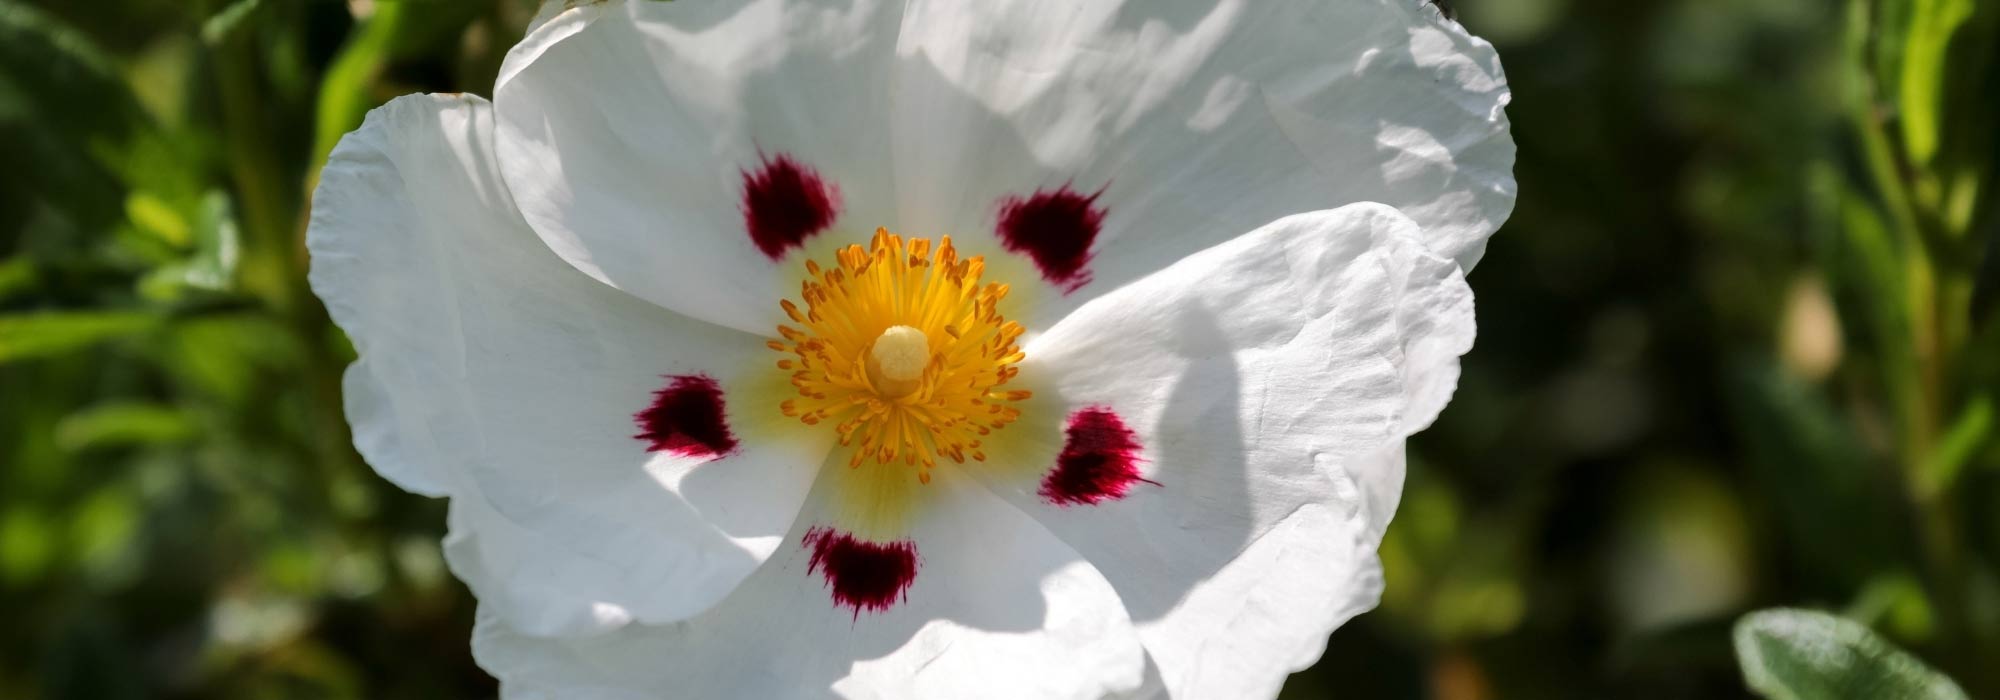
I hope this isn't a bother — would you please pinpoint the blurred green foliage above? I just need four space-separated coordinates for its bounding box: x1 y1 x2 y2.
1 1 528 697
0 0 1994 698
1734 609 1967 699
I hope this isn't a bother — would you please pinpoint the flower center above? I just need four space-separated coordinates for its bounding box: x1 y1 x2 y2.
771 229 1030 483
865 325 929 398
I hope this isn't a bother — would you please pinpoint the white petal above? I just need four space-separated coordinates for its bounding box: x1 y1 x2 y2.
492 0 906 333
443 489 636 636
470 467 1147 700
983 204 1474 697
494 0 1511 330
1139 474 1383 699
893 0 1511 318
1345 233 1477 543
339 354 450 496
307 93 829 633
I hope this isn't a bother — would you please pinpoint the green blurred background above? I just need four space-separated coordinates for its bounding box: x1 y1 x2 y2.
2 0 1996 697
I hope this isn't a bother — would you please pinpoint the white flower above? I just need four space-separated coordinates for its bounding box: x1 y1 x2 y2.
306 0 1512 698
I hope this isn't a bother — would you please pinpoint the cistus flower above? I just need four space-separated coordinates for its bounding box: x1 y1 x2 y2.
306 0 1513 697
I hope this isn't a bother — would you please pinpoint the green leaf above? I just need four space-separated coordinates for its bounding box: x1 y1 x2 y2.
306 1 483 176
310 2 406 174
1920 394 1993 495
0 311 158 363
139 190 243 300
199 0 261 45
1898 0 1975 164
55 402 198 452
1735 608 1968 700
124 191 190 247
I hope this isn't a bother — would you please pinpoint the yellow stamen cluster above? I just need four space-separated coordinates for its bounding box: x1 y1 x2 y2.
772 228 1030 483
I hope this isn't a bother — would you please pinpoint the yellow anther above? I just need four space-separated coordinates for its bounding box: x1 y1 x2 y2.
765 230 1030 475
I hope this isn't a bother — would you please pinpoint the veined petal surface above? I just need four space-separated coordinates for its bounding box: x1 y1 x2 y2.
469 467 1148 700
985 204 1476 697
894 0 1511 322
494 0 906 333
308 93 831 634
494 0 1510 330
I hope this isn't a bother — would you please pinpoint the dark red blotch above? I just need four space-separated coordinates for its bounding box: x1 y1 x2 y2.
995 185 1106 293
804 527 918 616
1040 406 1156 506
633 374 738 457
741 153 841 259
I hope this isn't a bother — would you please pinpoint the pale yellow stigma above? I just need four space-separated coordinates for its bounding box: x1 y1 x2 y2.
770 229 1031 482
866 325 929 398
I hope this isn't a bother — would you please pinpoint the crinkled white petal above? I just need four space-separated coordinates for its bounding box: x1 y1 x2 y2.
307 93 830 634
493 0 907 333
1344 236 1477 544
1129 474 1384 700
494 0 1510 329
983 204 1474 698
470 467 1147 700
896 0 1511 323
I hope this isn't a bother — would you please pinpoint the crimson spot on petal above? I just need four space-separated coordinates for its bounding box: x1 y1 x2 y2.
633 374 737 457
1040 406 1156 506
742 153 841 259
995 185 1106 293
804 527 918 616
